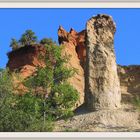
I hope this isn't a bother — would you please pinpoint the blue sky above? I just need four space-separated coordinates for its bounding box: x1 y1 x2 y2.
0 9 140 68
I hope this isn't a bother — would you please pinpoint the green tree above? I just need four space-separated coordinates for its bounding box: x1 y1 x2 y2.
25 44 79 120
0 69 18 131
19 30 37 46
0 69 13 102
10 38 19 50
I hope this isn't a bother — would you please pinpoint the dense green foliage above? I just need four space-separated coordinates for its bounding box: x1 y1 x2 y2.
1 37 79 131
0 90 54 131
0 69 13 106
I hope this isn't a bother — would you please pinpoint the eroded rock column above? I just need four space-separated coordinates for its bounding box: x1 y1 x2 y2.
85 14 121 110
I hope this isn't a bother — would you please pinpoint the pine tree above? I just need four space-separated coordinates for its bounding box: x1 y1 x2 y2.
10 38 19 50
19 30 37 46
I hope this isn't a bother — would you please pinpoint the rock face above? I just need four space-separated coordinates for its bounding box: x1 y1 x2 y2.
58 26 85 106
7 44 46 78
85 14 121 110
58 26 86 68
118 65 140 95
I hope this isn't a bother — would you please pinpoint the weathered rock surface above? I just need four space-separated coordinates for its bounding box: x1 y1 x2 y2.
58 26 85 106
117 65 140 103
58 26 86 68
7 44 46 79
118 65 140 94
85 14 121 110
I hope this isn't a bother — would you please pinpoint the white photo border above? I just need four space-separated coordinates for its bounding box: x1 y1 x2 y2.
0 1 140 139
0 2 140 8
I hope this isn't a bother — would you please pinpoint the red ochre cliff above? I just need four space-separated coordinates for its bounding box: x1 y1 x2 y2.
7 44 46 78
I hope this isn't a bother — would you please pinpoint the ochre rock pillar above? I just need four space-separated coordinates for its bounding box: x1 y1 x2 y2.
85 14 121 111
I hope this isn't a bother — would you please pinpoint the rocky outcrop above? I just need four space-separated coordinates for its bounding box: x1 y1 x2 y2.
85 14 121 111
7 44 46 78
118 65 140 95
58 26 85 107
58 26 86 68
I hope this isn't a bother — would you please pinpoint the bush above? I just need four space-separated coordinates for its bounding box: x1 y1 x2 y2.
0 70 54 132
0 90 54 131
